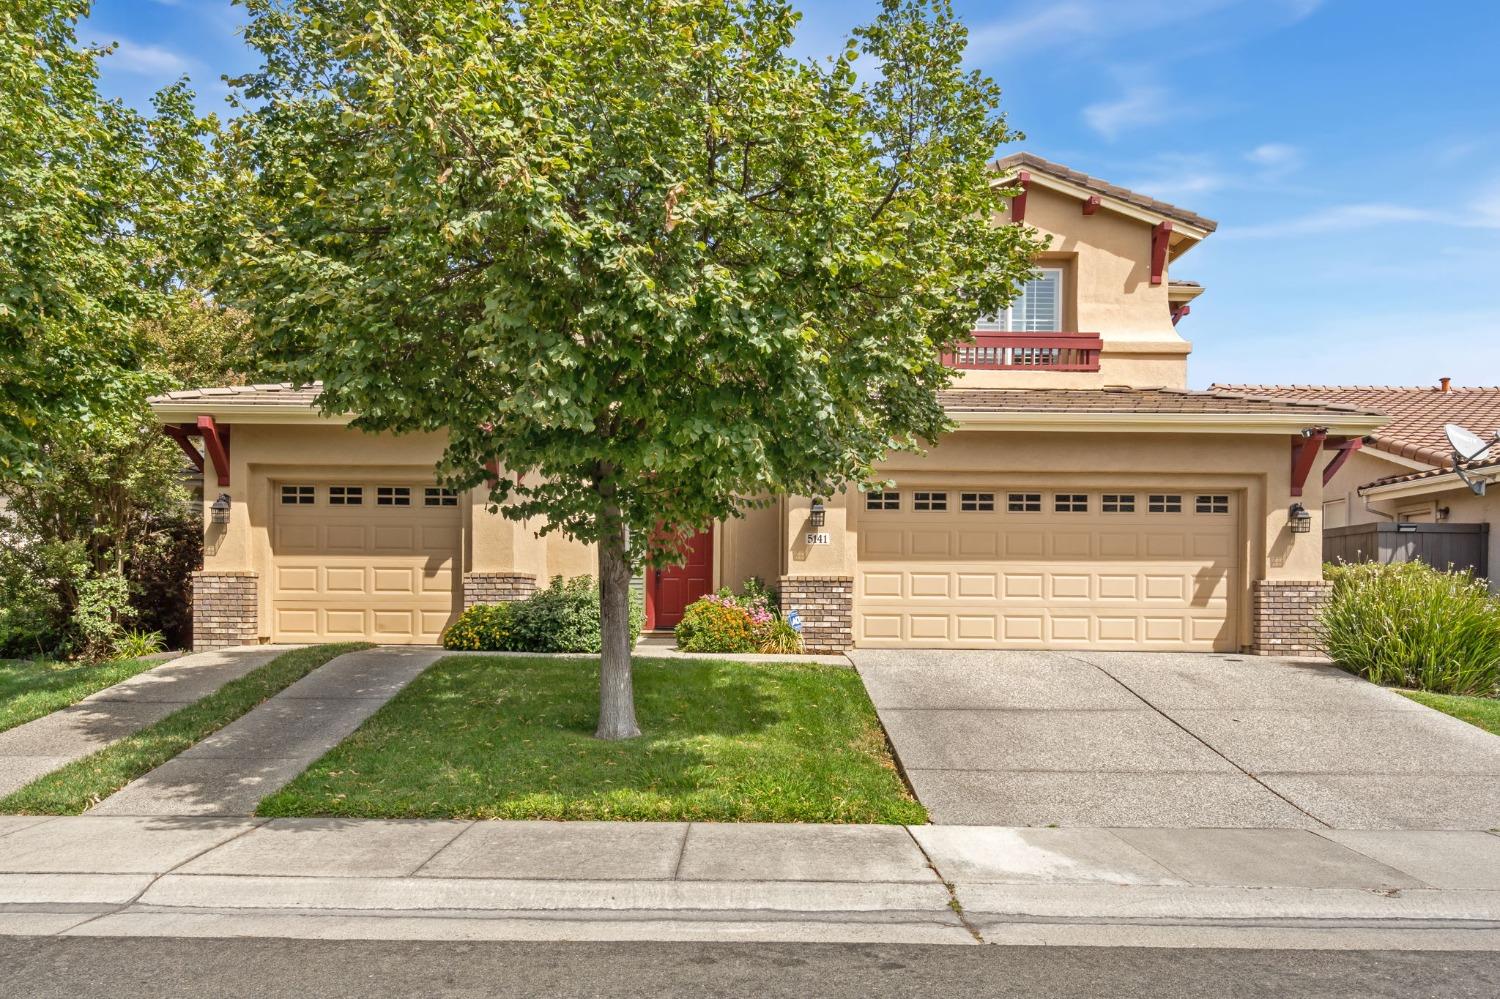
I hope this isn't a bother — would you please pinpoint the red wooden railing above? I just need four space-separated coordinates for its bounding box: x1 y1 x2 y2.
942 331 1103 372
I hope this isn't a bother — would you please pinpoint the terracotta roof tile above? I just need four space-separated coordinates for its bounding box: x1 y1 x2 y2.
938 387 1378 418
993 152 1219 232
150 383 325 406
1361 454 1500 490
1212 384 1500 466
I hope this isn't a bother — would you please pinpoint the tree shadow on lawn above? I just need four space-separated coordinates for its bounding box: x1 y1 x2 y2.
261 654 917 823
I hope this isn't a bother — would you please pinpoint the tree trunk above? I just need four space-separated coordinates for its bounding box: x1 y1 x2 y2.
595 513 641 740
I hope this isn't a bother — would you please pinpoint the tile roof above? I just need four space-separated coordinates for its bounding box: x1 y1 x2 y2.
992 152 1219 233
938 387 1379 418
1211 384 1500 466
150 383 325 406
152 382 1377 423
1361 454 1500 491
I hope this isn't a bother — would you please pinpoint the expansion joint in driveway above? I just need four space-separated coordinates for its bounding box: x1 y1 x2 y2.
1064 654 1331 829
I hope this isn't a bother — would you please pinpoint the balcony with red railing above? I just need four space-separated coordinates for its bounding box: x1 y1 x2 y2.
941 331 1103 372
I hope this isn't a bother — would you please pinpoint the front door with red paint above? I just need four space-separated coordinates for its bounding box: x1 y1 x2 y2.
648 530 713 629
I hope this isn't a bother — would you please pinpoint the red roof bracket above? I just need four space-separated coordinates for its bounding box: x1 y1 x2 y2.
163 424 205 474
1082 195 1101 215
1322 436 1363 487
197 415 231 487
1150 221 1172 286
1010 170 1030 224
1170 303 1191 326
1290 429 1329 497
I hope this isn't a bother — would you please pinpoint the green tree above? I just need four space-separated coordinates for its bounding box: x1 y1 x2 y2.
0 0 213 476
221 0 1042 737
0 404 192 659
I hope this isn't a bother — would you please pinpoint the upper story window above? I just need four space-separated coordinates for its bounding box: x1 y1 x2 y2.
975 267 1062 332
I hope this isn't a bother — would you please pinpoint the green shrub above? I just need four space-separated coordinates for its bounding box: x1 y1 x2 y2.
675 596 757 653
1322 561 1500 696
442 576 643 653
441 602 516 651
755 617 803 655
113 629 165 660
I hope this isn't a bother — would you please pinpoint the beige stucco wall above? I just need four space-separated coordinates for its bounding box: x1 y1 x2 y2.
960 184 1191 390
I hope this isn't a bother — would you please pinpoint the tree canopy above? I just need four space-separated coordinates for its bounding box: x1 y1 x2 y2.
0 0 214 477
221 0 1042 735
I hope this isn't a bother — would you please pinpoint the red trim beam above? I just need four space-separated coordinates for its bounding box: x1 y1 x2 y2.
1010 171 1030 224
197 415 231 487
163 425 205 473
1290 429 1328 498
1150 221 1172 286
1322 437 1364 487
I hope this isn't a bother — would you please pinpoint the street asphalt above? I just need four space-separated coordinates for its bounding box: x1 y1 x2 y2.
1 937 1496 998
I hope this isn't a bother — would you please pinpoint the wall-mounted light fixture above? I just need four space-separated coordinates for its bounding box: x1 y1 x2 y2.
211 493 232 525
1288 502 1312 534
809 499 826 530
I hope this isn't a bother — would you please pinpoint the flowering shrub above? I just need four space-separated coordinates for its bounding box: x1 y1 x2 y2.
675 584 803 655
441 602 516 651
675 597 757 653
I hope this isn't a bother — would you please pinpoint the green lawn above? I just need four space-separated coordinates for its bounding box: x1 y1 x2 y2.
0 643 371 815
258 655 926 824
0 656 163 735
1398 689 1500 736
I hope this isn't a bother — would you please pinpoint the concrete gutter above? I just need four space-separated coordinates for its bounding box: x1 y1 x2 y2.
0 817 1496 948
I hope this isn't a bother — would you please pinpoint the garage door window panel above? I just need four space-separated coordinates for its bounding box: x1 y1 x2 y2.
913 491 948 512
1148 494 1182 514
329 486 363 506
866 491 901 511
1008 493 1042 513
281 485 315 505
1055 493 1089 513
377 486 411 507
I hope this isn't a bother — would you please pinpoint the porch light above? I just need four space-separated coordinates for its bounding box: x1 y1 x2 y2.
809 499 826 529
211 493 232 525
1288 502 1312 534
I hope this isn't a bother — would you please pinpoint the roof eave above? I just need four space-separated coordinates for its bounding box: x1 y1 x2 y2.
991 166 1215 241
1359 466 1500 500
150 401 349 426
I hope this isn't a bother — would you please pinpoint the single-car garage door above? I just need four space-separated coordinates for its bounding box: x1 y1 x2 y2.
270 481 461 644
856 488 1239 651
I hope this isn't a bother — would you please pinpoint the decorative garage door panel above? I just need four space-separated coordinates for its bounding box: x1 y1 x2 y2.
856 490 1238 651
271 484 461 644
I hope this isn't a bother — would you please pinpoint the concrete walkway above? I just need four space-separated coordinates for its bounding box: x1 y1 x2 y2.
0 816 1497 947
854 649 1500 829
90 648 442 817
0 648 295 799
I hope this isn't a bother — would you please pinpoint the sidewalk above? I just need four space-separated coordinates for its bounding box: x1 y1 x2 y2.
1 816 1497 948
0 648 293 799
89 649 441 817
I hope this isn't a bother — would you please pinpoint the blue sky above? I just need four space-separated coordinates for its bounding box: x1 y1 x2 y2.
85 0 1500 389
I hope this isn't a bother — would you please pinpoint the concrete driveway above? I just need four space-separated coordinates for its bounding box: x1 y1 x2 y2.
851 650 1500 829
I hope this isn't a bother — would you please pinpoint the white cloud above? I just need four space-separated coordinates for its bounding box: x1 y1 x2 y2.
104 39 190 76
966 0 1323 59
1222 195 1500 240
1245 143 1302 173
1081 85 1172 141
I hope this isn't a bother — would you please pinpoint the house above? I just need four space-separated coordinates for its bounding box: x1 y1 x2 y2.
151 153 1384 655
1213 381 1500 588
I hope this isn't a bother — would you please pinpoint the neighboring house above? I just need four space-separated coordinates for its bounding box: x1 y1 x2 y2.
151 153 1384 654
1213 382 1500 589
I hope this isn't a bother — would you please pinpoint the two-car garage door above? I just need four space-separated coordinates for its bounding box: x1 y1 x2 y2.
856 488 1239 651
270 482 460 644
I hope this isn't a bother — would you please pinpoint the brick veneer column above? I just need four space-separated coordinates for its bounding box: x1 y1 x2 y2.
462 572 539 608
191 571 259 651
1251 579 1332 656
780 575 854 653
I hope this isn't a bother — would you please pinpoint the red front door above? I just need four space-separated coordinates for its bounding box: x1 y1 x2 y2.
647 530 713 630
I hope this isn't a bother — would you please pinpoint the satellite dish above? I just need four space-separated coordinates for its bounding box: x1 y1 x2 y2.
1444 423 1495 462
